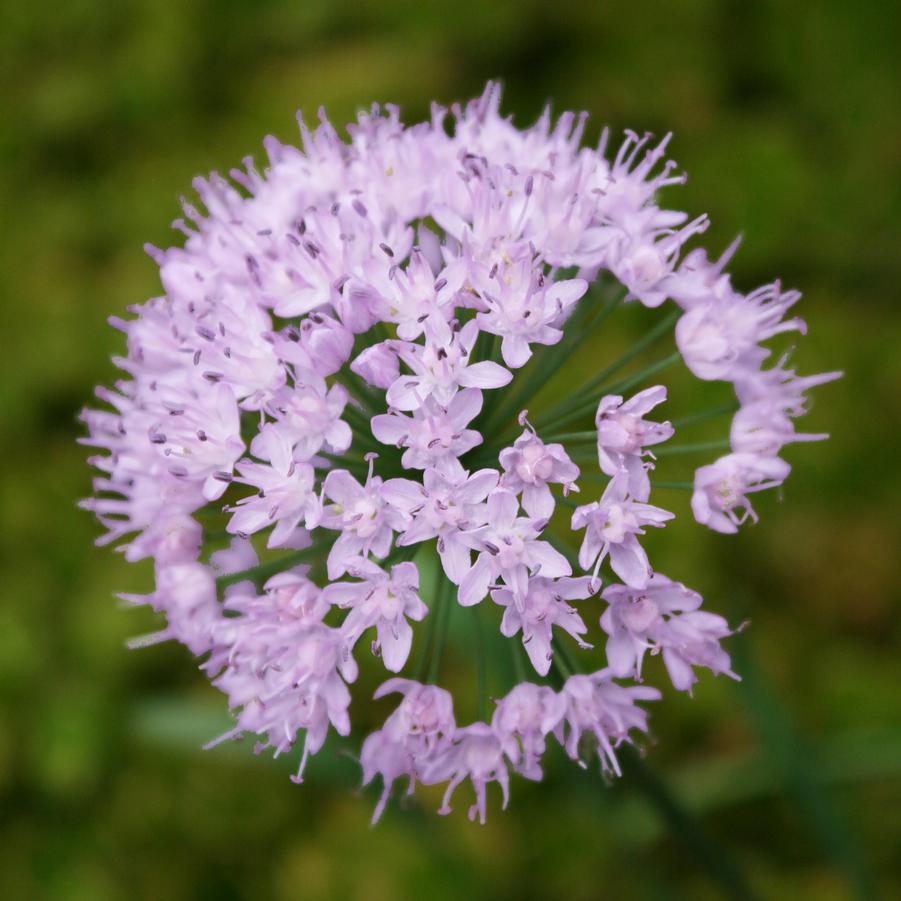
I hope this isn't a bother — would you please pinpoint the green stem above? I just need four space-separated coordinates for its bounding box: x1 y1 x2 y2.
619 747 760 901
414 551 445 682
552 637 578 677
543 430 597 444
672 401 739 429
488 287 624 435
552 650 573 679
537 309 679 432
550 634 759 900
215 546 323 590
600 351 681 398
342 369 384 416
653 439 731 457
318 449 370 469
473 604 487 720
342 404 380 445
470 346 683 465
539 349 681 436
510 640 527 683
427 575 453 684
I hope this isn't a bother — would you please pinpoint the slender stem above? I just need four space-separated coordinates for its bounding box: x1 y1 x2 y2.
552 637 579 678
342 369 384 416
511 640 527 683
414 552 445 682
539 349 681 436
543 430 597 444
427 575 453 684
473 604 487 720
472 347 683 466
316 453 371 482
672 401 739 429
619 747 760 901
318 449 370 469
584 286 627 331
549 622 759 901
342 403 379 443
599 351 681 398
487 286 625 439
575 472 692 492
552 648 573 679
215 545 322 589
652 439 731 457
470 344 682 464
537 309 679 431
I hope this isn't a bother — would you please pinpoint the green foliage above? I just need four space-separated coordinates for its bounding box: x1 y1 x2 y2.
1 0 899 898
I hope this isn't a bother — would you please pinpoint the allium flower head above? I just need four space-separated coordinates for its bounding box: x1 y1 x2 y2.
82 82 836 822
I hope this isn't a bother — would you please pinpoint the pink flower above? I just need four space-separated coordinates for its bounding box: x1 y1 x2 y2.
386 319 512 411
691 452 790 533
348 250 460 342
473 258 587 368
381 467 499 583
729 402 828 457
145 382 246 501
270 312 354 378
209 537 261 599
228 431 320 547
661 236 741 311
734 354 842 415
675 281 805 382
260 569 331 624
571 471 673 588
492 576 594 676
458 489 571 606
555 670 660 775
601 574 737 692
209 603 357 783
323 557 428 672
350 342 400 389
121 513 203 565
730 358 841 456
596 386 674 501
492 683 566 779
423 722 512 824
361 678 456 823
609 214 709 308
144 561 222 655
320 465 409 578
252 374 351 463
371 388 484 477
499 420 580 517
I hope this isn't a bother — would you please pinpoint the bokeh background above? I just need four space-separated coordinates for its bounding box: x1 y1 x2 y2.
2 1 900 898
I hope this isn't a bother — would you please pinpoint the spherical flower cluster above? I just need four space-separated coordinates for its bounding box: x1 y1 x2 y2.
81 83 837 822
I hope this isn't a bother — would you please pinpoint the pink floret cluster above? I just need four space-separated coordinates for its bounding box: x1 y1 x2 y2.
82 84 836 821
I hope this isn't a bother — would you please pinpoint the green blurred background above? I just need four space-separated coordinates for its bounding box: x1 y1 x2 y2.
1 1 900 898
